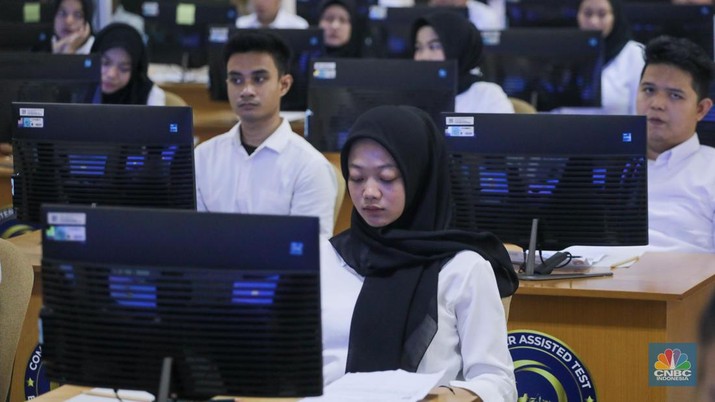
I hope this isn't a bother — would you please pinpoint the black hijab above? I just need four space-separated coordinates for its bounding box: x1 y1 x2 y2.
318 0 362 58
91 23 154 104
411 11 483 94
34 0 94 52
586 0 632 65
331 105 518 373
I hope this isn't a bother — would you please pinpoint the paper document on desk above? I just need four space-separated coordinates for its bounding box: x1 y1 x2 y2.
66 388 155 402
300 369 445 402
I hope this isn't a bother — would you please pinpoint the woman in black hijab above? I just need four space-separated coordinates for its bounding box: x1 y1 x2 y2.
411 11 513 113
318 0 362 58
576 0 644 114
91 23 165 105
321 105 518 399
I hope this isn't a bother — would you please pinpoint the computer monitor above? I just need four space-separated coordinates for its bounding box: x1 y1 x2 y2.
362 5 468 58
479 28 603 111
40 204 322 399
306 58 457 152
141 0 238 67
505 0 578 28
0 21 52 52
0 52 101 143
442 112 648 251
0 0 54 23
623 3 714 59
207 26 325 111
11 102 196 224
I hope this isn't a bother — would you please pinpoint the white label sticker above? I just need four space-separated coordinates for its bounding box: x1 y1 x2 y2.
46 226 86 242
445 126 475 137
313 62 337 79
445 116 474 126
19 108 44 117
47 212 86 225
18 117 43 128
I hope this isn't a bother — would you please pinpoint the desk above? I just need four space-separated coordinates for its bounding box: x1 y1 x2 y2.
508 252 715 401
0 166 13 207
9 230 715 402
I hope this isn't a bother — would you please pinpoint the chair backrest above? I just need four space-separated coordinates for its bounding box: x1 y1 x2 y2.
508 97 537 114
502 296 512 321
331 162 346 229
164 90 188 107
0 238 34 402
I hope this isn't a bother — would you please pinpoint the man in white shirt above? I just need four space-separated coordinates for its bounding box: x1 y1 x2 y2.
236 0 309 28
636 35 715 253
194 31 338 236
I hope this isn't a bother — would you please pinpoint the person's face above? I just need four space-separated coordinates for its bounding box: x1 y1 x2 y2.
54 0 86 39
636 63 712 159
347 139 406 228
577 0 614 38
226 51 291 125
428 0 467 6
414 26 445 61
699 343 715 402
319 4 352 48
252 0 281 24
101 47 132 95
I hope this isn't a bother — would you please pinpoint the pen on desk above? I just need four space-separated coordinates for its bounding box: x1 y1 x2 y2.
610 256 639 269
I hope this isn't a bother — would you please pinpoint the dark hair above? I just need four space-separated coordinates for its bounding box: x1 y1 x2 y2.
642 35 714 101
53 0 94 31
222 30 291 76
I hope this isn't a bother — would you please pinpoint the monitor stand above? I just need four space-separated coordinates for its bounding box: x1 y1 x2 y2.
518 218 613 281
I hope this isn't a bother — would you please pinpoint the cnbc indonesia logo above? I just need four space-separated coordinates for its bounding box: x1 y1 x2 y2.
650 344 696 386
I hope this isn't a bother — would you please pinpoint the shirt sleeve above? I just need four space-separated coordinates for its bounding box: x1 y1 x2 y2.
290 156 338 237
446 253 517 402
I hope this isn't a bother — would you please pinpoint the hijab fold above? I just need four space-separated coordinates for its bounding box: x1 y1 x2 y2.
91 23 154 104
411 12 483 94
331 105 518 374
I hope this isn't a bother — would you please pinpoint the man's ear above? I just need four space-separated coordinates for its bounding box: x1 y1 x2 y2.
279 74 293 97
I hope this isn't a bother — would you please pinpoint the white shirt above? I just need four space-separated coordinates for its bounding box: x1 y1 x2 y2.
648 134 715 253
552 40 644 115
456 81 514 114
194 119 337 236
320 238 517 402
467 0 504 31
146 84 166 106
111 5 146 38
236 10 309 29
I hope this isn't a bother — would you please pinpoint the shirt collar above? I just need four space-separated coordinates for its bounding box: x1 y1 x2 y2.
652 134 700 167
233 118 291 155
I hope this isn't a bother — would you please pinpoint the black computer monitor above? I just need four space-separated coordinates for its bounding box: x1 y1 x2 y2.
306 58 456 152
141 0 238 67
207 26 325 111
362 5 468 58
442 112 648 251
0 0 54 23
40 204 322 399
0 21 52 52
479 28 603 111
505 0 578 28
624 3 714 59
11 102 196 224
0 52 101 143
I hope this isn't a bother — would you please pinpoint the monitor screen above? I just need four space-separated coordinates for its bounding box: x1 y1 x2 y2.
40 204 322 399
479 28 603 111
0 1 54 23
624 4 714 59
141 0 238 67
11 102 196 224
442 112 648 251
306 58 457 152
0 52 101 143
207 26 325 111
363 5 468 58
0 21 53 52
506 0 578 28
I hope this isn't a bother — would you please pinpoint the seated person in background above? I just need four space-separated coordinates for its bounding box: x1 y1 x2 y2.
236 0 309 29
319 0 362 58
194 31 337 236
109 0 145 38
637 36 715 253
321 105 519 400
412 12 513 114
91 23 166 105
35 0 95 54
699 290 715 402
577 0 644 115
427 0 504 31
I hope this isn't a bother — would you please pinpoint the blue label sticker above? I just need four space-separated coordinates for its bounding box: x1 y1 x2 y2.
290 241 304 256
